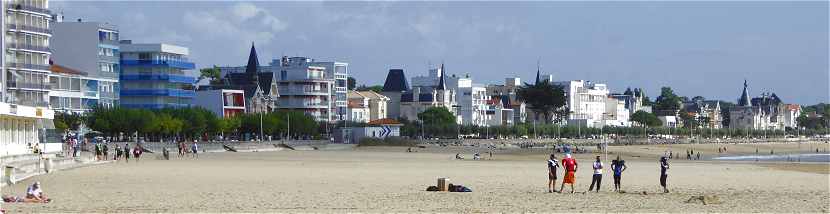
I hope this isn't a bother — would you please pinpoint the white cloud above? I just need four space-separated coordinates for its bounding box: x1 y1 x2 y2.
232 2 262 21
182 2 287 46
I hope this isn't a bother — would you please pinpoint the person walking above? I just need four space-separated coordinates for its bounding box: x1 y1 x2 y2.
547 154 560 193
611 155 627 192
588 156 604 192
559 153 578 194
191 141 199 159
660 156 670 193
123 143 130 163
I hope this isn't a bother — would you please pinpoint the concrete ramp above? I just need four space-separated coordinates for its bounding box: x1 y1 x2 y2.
274 143 295 150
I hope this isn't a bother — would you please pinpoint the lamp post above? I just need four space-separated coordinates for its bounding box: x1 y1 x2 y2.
259 112 264 142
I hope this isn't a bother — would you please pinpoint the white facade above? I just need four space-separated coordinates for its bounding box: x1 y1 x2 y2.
273 56 336 122
782 104 801 128
348 90 389 123
485 77 527 124
1 0 57 157
554 80 609 127
309 61 348 121
49 18 121 109
191 89 246 118
603 97 630 127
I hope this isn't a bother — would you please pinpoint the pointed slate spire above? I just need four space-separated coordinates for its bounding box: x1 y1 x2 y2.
738 79 751 107
535 68 541 85
246 42 260 84
436 63 446 91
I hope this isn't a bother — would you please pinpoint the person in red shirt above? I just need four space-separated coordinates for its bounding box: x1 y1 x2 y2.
559 153 578 193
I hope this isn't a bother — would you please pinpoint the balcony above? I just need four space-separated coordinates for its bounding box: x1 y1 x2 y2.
121 59 195 70
6 24 50 34
122 103 190 109
121 74 196 84
6 81 51 90
6 43 50 52
6 62 50 71
5 3 50 15
121 89 195 98
10 100 48 107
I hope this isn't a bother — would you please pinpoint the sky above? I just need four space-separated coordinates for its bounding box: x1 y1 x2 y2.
51 1 829 105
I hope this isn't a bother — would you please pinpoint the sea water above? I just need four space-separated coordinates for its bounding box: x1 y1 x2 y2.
712 153 830 163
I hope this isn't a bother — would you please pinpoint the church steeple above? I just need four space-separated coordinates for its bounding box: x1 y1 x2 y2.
738 79 751 107
246 42 260 85
535 59 542 85
436 63 446 91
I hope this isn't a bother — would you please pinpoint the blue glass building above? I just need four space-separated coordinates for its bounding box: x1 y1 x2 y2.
118 41 195 109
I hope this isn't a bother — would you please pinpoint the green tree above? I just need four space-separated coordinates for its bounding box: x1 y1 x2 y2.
356 85 383 93
55 112 84 131
417 107 456 126
655 87 682 112
631 110 661 127
347 77 357 90
198 65 222 85
679 110 698 128
516 81 568 124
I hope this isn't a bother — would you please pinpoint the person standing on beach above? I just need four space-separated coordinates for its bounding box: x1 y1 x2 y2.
547 154 560 193
660 156 670 193
123 143 130 163
611 155 627 192
191 141 199 158
588 156 604 192
560 153 578 193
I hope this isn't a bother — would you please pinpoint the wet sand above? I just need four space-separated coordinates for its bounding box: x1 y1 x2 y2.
1 143 828 213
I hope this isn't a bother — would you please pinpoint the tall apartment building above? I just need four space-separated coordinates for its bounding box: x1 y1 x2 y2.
49 19 120 111
0 0 56 156
119 41 195 109
553 80 610 128
273 56 339 122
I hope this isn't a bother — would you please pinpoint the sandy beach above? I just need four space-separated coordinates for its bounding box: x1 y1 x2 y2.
2 142 828 213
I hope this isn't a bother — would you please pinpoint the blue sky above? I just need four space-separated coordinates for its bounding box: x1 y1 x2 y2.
51 1 828 105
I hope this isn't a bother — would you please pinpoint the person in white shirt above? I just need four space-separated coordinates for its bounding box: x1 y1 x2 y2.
588 156 604 192
24 181 49 203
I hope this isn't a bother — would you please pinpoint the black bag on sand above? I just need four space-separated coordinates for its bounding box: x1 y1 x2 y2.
426 186 439 191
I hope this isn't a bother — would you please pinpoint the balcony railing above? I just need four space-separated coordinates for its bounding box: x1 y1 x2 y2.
6 24 50 34
121 89 195 97
121 74 196 84
6 62 50 71
6 43 50 52
6 3 50 14
10 100 48 107
6 81 51 90
121 59 196 70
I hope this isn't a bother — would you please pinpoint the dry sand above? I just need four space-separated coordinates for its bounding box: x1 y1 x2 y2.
2 143 828 213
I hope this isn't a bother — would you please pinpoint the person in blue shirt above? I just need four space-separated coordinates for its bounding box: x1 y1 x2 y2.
611 155 627 192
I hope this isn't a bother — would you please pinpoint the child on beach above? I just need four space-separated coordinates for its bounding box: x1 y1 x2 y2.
660 156 670 193
547 154 560 193
560 153 577 194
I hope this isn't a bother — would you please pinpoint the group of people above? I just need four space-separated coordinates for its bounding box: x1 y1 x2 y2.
113 143 144 162
686 149 702 160
176 140 200 159
547 153 670 194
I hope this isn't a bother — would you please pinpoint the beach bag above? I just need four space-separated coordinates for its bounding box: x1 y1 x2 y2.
426 186 439 191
